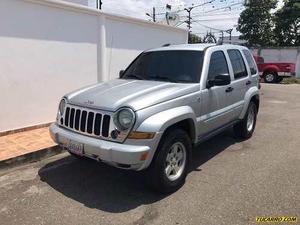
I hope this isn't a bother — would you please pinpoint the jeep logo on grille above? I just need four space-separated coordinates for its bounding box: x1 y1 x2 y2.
84 100 94 105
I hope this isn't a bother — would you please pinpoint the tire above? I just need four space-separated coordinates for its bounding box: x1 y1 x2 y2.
277 77 283 83
263 72 277 83
234 101 257 139
146 129 192 193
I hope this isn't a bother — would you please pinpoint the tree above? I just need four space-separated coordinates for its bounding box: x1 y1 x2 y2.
189 33 203 43
237 0 277 46
273 0 300 46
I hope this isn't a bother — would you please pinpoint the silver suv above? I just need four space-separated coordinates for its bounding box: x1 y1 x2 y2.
50 44 260 193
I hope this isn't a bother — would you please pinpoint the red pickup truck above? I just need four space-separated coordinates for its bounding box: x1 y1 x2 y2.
254 55 296 83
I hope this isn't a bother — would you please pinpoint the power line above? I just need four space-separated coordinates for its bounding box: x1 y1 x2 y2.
192 2 244 17
184 0 216 42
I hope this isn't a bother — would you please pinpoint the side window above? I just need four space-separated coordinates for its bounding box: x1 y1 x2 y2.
208 51 229 81
243 49 257 75
227 49 248 79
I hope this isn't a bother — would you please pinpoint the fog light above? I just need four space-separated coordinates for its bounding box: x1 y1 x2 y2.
111 130 120 139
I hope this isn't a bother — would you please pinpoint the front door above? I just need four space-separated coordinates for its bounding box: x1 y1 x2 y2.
198 50 234 137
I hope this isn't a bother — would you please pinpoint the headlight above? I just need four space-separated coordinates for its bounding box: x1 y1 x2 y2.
114 108 135 131
59 99 66 116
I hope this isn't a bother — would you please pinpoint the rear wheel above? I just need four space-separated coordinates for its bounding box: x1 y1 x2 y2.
146 129 191 193
234 101 257 139
264 72 277 83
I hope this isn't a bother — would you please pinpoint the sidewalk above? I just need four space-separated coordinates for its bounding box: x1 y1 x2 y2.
0 126 61 168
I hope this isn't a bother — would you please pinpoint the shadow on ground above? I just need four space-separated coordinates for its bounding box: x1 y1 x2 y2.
38 129 241 213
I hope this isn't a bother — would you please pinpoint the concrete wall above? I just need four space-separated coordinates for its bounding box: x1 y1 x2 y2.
251 47 300 77
64 0 89 5
0 0 187 133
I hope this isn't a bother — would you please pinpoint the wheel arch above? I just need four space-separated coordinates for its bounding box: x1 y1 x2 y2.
163 118 196 144
239 87 260 120
262 64 279 75
136 106 197 143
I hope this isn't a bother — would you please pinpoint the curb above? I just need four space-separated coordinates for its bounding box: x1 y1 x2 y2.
0 145 65 170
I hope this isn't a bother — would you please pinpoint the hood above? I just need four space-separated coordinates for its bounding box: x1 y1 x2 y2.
66 79 199 111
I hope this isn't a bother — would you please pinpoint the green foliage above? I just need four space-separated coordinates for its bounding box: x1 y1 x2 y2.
282 78 300 84
273 0 300 46
189 33 203 44
237 0 278 47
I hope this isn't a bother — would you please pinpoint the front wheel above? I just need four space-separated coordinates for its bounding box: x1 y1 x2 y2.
146 129 191 193
234 101 257 139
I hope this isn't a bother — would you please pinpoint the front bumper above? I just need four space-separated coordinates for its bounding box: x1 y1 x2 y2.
49 123 161 170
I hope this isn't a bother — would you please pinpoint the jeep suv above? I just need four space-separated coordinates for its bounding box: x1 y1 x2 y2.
50 44 260 193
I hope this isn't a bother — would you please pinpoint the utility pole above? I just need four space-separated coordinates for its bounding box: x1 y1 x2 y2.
221 31 224 43
184 1 214 43
184 7 193 43
225 29 233 44
146 7 156 22
153 7 156 22
96 0 102 10
185 7 193 30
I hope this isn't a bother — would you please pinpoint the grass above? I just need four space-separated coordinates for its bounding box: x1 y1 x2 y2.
281 78 300 84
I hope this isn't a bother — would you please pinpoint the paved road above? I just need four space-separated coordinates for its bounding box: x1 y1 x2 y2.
1 84 299 225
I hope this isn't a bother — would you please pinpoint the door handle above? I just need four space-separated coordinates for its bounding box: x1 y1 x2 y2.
225 87 234 93
246 80 252 85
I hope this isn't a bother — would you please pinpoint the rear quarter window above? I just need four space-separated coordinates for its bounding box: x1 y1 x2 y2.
227 49 248 79
243 49 258 75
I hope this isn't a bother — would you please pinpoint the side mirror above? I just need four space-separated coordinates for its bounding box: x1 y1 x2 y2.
206 80 215 89
214 74 231 86
207 74 230 88
119 70 125 78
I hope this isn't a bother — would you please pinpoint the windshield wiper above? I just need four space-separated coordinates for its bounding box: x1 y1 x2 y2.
123 74 144 80
148 76 177 83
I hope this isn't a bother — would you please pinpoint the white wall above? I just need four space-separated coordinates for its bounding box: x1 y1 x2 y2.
0 0 187 133
64 0 89 5
105 17 187 79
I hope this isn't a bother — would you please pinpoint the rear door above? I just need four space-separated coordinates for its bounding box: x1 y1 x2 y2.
226 49 251 118
242 49 259 88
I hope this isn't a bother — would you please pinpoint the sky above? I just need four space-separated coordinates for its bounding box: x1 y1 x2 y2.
88 0 284 39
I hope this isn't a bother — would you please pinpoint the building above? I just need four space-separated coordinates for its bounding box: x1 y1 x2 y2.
0 0 187 133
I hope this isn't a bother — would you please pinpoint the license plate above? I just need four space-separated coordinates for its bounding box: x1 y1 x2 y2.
67 140 84 155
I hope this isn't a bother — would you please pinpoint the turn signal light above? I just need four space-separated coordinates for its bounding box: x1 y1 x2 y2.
140 152 149 161
127 131 155 139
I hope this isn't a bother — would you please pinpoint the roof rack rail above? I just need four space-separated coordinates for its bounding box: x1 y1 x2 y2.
162 43 171 47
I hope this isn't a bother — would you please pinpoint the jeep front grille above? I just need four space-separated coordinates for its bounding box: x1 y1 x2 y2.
61 105 112 139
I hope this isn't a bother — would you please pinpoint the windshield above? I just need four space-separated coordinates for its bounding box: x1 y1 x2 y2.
122 50 204 83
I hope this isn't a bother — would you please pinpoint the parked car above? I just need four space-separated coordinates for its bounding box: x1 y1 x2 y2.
50 44 260 193
253 55 296 83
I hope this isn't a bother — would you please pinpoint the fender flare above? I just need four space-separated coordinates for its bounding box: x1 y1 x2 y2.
239 87 260 119
262 65 279 75
136 106 197 134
